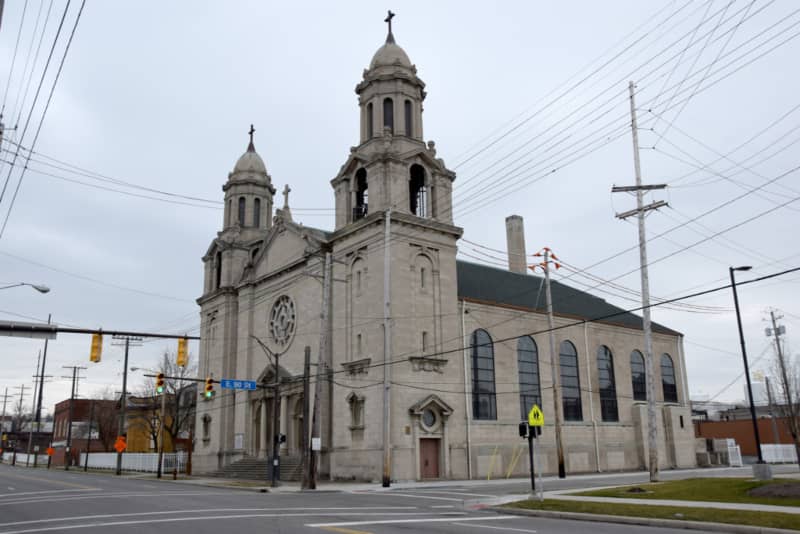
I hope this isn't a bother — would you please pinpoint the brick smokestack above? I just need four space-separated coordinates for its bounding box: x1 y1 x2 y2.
505 215 527 274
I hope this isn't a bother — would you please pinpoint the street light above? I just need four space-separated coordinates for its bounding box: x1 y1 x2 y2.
729 266 772 480
0 282 50 293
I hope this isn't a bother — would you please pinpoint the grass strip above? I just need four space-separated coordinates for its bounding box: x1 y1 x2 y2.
574 478 800 507
505 499 800 531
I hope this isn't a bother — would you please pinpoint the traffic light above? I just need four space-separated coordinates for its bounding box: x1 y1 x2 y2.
89 333 103 363
518 421 528 438
176 338 188 367
156 373 165 394
204 377 214 398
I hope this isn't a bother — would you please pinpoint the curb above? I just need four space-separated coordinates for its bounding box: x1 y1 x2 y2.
487 506 799 534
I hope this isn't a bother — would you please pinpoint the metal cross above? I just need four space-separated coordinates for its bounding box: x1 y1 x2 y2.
385 10 395 34
248 124 255 144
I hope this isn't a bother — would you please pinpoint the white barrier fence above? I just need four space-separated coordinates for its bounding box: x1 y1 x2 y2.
80 452 187 473
0 452 47 465
761 444 798 464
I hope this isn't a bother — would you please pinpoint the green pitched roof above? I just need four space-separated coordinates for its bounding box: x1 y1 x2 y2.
456 260 679 336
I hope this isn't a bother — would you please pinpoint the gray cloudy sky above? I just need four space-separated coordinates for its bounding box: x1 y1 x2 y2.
1 1 798 416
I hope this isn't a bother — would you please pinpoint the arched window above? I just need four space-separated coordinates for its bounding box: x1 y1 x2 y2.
597 346 618 422
238 197 246 226
471 329 496 420
631 350 647 401
404 100 413 137
409 164 426 217
661 353 678 403
518 336 540 420
253 198 261 228
215 251 222 289
366 102 374 138
354 168 368 220
383 97 394 134
560 340 582 421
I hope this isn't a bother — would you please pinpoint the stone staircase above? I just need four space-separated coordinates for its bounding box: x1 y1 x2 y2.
213 455 302 481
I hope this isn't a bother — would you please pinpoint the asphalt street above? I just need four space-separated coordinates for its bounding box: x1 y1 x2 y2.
0 464 744 533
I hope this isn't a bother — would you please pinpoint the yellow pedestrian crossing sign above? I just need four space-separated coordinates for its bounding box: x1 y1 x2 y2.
528 404 544 427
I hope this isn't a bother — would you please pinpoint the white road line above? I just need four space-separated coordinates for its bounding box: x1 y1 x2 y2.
0 489 101 498
0 512 447 534
365 492 464 502
430 505 455 508
412 490 499 498
0 507 419 528
0 490 233 506
452 521 536 533
308 515 518 528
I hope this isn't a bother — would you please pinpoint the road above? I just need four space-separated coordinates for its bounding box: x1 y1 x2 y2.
0 464 740 533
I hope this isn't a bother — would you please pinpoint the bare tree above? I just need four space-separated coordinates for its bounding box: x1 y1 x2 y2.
769 339 800 469
86 388 119 452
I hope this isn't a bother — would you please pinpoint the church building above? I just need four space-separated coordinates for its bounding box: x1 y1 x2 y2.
194 17 696 481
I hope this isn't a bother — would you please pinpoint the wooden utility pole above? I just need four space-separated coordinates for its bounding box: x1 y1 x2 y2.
13 384 28 433
765 376 781 445
112 335 141 475
542 249 566 478
84 400 95 471
768 310 799 467
382 210 392 487
33 314 52 468
26 351 42 465
61 366 86 470
309 253 332 489
611 81 667 483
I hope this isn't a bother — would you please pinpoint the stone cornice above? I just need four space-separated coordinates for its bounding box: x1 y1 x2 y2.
196 286 237 306
330 210 462 243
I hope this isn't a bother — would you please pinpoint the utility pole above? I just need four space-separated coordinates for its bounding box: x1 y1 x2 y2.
84 400 95 471
61 366 85 470
765 376 781 445
157 385 167 479
382 210 392 487
25 351 42 465
12 384 28 433
112 335 142 475
767 310 799 466
309 252 332 490
611 81 668 483
33 314 51 467
301 345 311 489
540 248 566 478
1 387 10 451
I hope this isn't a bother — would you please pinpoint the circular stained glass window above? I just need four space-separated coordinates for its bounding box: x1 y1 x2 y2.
422 409 436 428
269 295 296 348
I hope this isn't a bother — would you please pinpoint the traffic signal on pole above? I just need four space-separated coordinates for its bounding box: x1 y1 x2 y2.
204 377 214 398
519 421 528 438
156 373 165 394
176 338 188 367
89 333 103 363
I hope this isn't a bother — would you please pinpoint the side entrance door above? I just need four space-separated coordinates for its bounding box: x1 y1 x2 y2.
420 438 440 479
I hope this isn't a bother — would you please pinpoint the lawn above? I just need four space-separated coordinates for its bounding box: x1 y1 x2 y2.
505 499 800 531
574 477 800 507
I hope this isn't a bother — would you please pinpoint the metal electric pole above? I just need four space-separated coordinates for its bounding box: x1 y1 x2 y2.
61 366 85 470
112 335 142 475
301 346 311 489
611 81 667 483
541 248 566 478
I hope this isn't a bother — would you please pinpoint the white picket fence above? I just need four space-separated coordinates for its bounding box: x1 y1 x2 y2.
79 452 188 473
761 444 798 464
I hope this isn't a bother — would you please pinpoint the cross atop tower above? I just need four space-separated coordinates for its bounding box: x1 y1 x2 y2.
247 124 256 151
384 10 395 42
283 184 291 208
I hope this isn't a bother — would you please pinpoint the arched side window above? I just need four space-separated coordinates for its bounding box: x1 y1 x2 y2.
215 251 222 289
404 99 413 136
560 340 583 421
238 197 246 226
409 164 426 217
366 102 374 138
631 350 647 401
383 97 394 134
471 329 496 420
517 336 540 420
253 198 261 228
661 353 678 403
354 168 368 221
597 346 619 422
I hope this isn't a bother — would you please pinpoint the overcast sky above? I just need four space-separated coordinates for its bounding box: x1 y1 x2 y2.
1 1 798 417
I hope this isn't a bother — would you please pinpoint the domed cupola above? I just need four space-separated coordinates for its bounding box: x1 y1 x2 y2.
222 125 276 232
356 11 426 145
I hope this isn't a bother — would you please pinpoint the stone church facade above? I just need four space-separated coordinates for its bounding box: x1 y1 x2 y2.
194 22 696 481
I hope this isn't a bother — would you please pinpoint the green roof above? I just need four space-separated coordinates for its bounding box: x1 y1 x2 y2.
456 260 679 336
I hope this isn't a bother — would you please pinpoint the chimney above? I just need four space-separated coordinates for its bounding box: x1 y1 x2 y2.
505 215 527 274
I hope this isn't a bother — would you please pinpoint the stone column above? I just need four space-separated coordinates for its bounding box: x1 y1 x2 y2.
259 398 268 458
279 394 289 453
